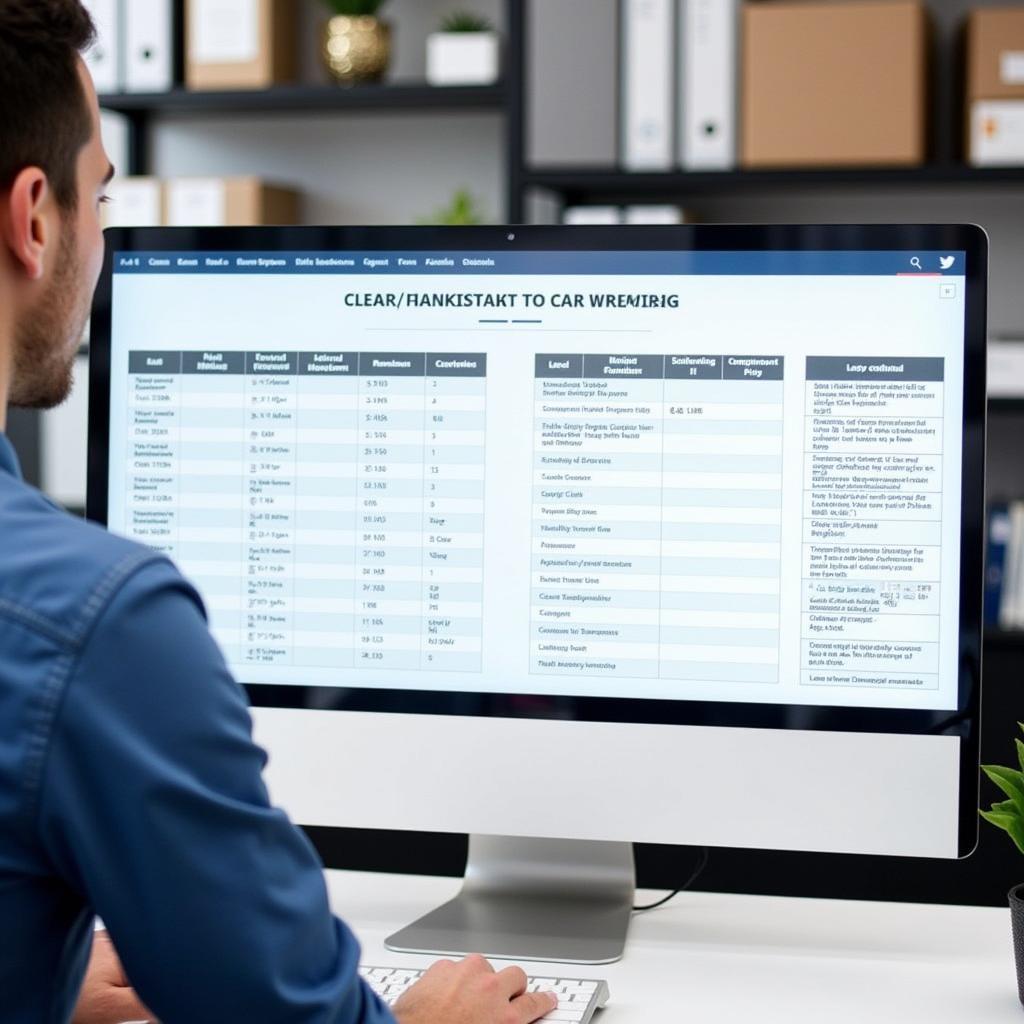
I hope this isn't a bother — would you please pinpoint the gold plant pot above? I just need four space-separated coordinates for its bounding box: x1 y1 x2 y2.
323 16 391 85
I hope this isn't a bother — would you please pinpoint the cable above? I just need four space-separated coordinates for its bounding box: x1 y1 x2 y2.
632 889 680 913
631 847 710 913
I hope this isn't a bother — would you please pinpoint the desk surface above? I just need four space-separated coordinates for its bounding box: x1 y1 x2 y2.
326 869 1022 1023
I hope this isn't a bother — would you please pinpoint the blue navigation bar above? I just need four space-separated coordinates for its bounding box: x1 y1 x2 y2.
113 250 968 277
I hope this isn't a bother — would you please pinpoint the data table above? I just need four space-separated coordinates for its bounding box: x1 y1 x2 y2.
126 350 487 673
531 353 785 684
801 356 945 693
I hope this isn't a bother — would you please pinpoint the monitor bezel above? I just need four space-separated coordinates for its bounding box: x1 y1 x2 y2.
87 224 987 858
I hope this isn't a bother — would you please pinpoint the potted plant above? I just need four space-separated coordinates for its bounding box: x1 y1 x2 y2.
426 12 500 87
418 188 488 226
980 723 1024 1005
321 0 391 85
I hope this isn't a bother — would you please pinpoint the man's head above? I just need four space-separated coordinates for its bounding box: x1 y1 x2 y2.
0 0 113 411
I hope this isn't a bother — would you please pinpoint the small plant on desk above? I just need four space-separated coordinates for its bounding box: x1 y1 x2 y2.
981 722 1024 1006
439 11 495 33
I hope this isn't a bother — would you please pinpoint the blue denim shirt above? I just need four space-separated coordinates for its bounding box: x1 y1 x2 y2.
0 433 394 1023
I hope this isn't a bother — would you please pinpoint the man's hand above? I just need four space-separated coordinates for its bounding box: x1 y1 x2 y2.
392 954 557 1024
72 931 154 1024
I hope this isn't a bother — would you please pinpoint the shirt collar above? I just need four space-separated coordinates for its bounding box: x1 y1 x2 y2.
0 433 23 480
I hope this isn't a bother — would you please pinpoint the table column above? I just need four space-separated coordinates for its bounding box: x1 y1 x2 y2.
659 355 784 685
125 351 181 558
421 354 487 673
293 352 359 670
178 351 246 664
355 353 427 670
802 356 945 693
530 353 665 679
243 351 298 666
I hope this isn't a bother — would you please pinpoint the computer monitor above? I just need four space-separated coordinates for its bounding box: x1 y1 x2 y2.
88 224 986 964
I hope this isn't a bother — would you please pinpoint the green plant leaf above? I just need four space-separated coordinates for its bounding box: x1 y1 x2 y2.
417 187 487 226
323 0 386 16
440 11 493 32
981 810 1016 831
1016 738 1024 774
982 764 1024 817
981 810 1024 855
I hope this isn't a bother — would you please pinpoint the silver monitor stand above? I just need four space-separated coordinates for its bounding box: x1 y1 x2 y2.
385 835 635 965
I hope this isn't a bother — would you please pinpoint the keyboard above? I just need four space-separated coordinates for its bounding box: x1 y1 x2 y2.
358 965 610 1023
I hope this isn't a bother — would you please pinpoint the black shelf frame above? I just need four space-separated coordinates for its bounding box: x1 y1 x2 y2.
984 628 1024 649
520 165 1024 209
99 82 507 116
989 396 1024 413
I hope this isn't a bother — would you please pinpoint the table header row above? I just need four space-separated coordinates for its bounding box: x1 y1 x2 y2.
128 351 487 377
805 356 945 382
535 354 785 381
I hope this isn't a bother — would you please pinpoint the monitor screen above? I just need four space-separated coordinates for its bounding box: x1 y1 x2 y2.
89 226 986 861
105 245 967 712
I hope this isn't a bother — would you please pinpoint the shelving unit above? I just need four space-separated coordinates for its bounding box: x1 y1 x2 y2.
521 165 1024 205
102 1 1024 223
99 82 506 116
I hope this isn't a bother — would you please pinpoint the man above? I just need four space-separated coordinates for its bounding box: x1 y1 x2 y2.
0 4 560 1022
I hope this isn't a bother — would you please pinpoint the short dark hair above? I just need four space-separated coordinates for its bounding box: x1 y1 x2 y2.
0 1 96 211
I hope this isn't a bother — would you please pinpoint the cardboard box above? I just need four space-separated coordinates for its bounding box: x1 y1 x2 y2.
165 177 301 226
185 0 296 90
970 99 1024 165
742 1 928 168
967 7 1024 102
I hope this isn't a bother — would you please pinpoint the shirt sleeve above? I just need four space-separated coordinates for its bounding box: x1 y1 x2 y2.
35 558 395 1024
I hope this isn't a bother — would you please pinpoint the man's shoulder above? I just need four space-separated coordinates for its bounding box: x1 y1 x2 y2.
0 473 182 651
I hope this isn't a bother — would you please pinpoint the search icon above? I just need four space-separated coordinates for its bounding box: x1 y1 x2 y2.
910 256 923 270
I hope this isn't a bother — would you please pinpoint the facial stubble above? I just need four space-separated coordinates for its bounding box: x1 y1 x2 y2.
9 222 85 410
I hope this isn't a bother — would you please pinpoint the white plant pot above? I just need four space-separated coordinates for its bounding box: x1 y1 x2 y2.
426 32 501 86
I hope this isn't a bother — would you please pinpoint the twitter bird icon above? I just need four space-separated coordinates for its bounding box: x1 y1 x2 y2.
939 255 955 270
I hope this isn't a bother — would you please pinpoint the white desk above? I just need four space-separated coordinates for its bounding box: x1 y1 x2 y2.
326 870 1022 1023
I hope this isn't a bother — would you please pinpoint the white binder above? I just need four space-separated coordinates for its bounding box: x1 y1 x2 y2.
124 0 174 93
621 0 675 171
679 0 740 170
99 110 130 174
166 179 228 227
563 206 623 225
82 0 121 94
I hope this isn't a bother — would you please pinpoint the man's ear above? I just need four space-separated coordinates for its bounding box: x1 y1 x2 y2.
2 167 51 282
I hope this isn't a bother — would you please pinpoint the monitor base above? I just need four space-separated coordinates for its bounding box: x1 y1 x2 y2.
385 835 635 965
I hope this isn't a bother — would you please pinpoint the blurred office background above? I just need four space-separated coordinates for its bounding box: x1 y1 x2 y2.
10 0 1024 904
